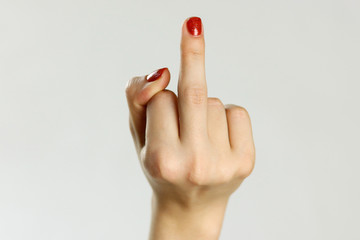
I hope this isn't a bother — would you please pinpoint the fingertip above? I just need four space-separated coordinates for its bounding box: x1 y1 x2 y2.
146 67 168 82
183 16 203 37
137 67 171 105
180 16 205 62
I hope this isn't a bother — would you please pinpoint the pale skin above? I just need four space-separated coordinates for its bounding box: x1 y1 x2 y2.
126 17 255 240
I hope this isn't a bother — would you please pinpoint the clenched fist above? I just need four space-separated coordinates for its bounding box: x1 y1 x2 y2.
126 17 255 240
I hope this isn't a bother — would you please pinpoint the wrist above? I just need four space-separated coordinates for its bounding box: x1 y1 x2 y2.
149 193 229 240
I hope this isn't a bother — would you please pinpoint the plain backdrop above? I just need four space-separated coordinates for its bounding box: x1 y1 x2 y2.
1 0 359 239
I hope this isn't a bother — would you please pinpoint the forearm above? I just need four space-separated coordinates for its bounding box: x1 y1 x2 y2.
149 194 229 240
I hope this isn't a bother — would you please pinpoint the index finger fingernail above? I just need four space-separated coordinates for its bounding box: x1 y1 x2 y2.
146 67 167 82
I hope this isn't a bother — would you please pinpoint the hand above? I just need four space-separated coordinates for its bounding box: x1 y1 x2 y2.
126 16 255 240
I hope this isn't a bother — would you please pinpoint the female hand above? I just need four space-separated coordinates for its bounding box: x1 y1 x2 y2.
126 16 255 240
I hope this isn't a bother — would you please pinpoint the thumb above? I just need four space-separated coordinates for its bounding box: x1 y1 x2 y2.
125 67 170 150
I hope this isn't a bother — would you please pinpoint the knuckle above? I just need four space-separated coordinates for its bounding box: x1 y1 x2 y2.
236 146 255 178
158 160 179 184
182 87 207 105
187 168 207 186
207 97 223 107
227 106 249 119
149 90 176 106
181 47 204 58
143 147 162 179
237 159 255 178
187 153 210 186
144 146 178 182
125 76 141 99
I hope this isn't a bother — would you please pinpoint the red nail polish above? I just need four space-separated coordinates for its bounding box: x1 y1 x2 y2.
186 17 202 36
146 67 166 82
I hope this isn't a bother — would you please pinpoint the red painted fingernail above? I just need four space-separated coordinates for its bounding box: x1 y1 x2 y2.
146 67 167 82
186 17 202 36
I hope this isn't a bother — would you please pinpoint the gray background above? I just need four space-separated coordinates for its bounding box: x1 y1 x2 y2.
1 0 359 239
